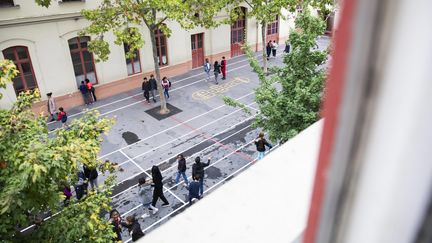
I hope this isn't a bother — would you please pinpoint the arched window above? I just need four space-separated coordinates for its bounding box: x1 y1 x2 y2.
266 15 279 43
2 46 38 95
68 36 98 87
230 7 247 57
154 29 168 66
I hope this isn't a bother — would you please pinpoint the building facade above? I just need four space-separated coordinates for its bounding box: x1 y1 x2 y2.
0 0 295 111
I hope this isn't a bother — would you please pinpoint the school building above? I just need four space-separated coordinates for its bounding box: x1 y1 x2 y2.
0 0 303 111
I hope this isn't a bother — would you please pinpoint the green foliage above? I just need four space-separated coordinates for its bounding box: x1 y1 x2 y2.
0 57 116 241
223 96 252 115
0 60 19 99
228 9 327 142
31 178 116 242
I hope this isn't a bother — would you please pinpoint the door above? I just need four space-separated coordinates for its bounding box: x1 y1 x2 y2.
231 7 247 57
266 15 280 43
191 33 204 69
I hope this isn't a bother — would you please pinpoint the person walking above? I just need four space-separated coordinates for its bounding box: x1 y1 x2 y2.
266 41 272 60
272 40 278 57
79 81 91 105
221 56 227 80
142 77 151 104
86 79 97 102
192 156 211 196
161 76 170 100
83 164 99 191
203 58 211 82
254 132 273 160
109 209 123 242
138 177 158 218
151 165 170 208
284 41 291 53
213 61 221 85
57 107 68 128
62 184 72 206
175 154 189 186
149 74 158 103
75 170 88 200
187 176 201 205
122 215 145 242
47 92 56 122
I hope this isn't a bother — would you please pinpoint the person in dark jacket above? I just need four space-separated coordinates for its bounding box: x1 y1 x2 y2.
122 215 145 242
187 176 201 205
175 154 189 186
255 132 273 160
151 165 170 208
266 41 272 60
142 77 151 104
75 170 88 200
109 209 122 242
83 164 99 191
213 61 221 85
284 41 291 53
79 81 91 105
149 74 158 103
192 156 211 196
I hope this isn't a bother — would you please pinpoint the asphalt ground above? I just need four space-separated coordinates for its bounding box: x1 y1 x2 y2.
32 36 330 242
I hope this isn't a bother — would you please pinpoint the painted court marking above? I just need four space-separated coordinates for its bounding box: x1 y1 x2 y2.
192 77 250 101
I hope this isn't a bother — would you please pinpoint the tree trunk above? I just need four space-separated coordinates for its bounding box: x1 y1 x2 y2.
148 24 169 114
261 21 268 74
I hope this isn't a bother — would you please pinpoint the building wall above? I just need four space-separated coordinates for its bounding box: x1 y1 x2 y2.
0 1 295 110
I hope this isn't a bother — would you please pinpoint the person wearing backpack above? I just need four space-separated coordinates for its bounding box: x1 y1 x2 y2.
254 132 273 160
85 78 97 102
83 164 99 191
161 76 170 100
57 107 68 128
203 58 211 82
79 81 91 105
192 156 211 196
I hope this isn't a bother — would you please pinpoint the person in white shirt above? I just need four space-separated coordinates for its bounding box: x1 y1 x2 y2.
203 58 211 81
47 92 56 122
272 40 278 57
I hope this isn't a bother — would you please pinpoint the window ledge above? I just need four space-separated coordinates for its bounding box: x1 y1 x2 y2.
0 4 20 9
58 0 85 5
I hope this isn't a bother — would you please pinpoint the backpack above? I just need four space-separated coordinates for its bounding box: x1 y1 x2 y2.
61 112 67 123
169 80 172 88
257 139 265 150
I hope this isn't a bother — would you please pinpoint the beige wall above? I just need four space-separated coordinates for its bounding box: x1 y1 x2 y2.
0 2 294 109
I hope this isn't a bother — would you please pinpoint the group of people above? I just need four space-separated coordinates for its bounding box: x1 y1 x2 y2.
141 74 171 103
79 78 97 105
47 92 68 127
203 56 227 85
62 164 99 205
266 40 279 60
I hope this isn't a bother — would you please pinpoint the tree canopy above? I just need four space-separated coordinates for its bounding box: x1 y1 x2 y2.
225 8 328 142
0 59 116 242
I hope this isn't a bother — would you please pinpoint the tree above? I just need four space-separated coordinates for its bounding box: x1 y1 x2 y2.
233 0 298 74
77 0 229 114
0 59 116 241
224 8 328 142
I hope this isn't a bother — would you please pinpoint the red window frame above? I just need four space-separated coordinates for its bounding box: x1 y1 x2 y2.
154 29 168 66
123 44 142 75
267 15 279 35
68 36 98 84
2 46 38 95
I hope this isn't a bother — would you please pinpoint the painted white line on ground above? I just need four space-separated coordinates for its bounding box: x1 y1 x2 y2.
47 48 273 125
98 91 255 159
124 101 257 164
111 116 255 199
123 143 280 242
120 150 187 205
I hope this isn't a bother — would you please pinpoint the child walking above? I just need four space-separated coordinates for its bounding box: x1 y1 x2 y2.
254 132 273 160
57 107 68 128
122 215 145 242
138 177 158 218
